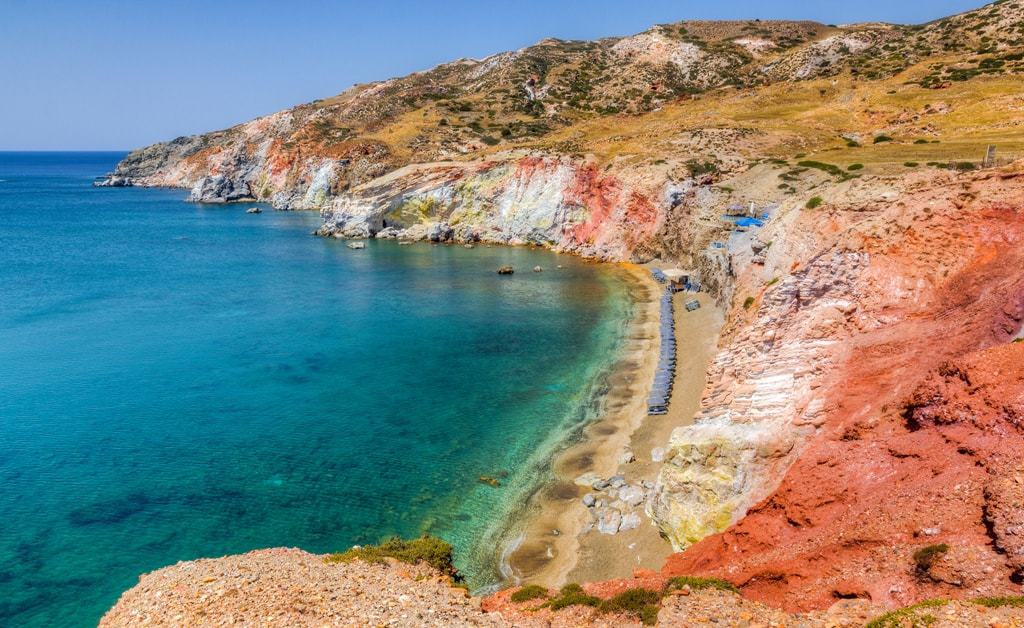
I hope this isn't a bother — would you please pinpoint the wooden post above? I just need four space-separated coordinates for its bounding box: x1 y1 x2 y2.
984 145 997 168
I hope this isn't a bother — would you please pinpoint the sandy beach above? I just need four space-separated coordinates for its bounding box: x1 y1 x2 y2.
504 265 724 587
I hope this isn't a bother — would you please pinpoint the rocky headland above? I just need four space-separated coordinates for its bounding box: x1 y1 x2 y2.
99 0 1024 624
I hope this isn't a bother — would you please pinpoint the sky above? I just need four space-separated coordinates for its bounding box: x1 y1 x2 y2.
0 0 987 150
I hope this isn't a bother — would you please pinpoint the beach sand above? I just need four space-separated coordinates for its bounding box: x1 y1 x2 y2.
504 266 724 587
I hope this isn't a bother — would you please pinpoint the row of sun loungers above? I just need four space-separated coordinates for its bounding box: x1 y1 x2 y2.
648 285 676 415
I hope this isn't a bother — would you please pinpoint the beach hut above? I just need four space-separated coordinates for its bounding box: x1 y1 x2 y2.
662 269 692 293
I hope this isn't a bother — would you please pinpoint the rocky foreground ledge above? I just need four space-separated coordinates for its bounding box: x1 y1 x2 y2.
102 548 1024 627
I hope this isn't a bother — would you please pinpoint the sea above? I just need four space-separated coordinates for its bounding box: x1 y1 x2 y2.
0 152 635 626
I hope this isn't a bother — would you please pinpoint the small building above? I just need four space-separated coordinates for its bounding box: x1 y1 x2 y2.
662 268 693 293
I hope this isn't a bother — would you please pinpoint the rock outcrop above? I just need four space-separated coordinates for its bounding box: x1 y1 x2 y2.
657 166 1024 610
314 155 664 259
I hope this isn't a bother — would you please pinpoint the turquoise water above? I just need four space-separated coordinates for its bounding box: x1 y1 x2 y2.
0 153 634 626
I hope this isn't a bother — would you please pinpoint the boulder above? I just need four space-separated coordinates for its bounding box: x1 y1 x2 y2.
497 266 514 275
375 227 402 239
574 472 602 487
582 494 597 508
620 512 642 532
427 222 454 242
597 509 623 535
651 447 666 463
619 485 645 508
188 175 254 203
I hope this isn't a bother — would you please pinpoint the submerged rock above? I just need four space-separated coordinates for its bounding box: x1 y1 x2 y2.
347 241 366 250
246 207 262 214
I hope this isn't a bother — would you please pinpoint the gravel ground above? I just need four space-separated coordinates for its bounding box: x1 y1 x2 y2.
100 548 503 627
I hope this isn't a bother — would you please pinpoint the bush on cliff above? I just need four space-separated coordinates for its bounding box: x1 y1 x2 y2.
806 196 824 209
326 535 461 581
913 543 950 574
664 575 740 594
545 583 601 610
510 584 549 603
598 588 662 625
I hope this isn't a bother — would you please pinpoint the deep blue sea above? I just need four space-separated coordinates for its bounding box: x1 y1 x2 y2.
0 152 634 626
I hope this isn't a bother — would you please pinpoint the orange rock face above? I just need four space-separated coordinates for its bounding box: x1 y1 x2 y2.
663 167 1024 611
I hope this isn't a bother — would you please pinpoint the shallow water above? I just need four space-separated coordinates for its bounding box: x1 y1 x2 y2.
0 152 633 626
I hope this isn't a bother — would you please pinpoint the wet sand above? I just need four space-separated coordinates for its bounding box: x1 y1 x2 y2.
503 267 724 587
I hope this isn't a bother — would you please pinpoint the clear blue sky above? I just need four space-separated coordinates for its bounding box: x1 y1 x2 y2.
0 0 986 150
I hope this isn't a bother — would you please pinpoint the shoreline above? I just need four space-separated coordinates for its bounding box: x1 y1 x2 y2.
500 264 724 588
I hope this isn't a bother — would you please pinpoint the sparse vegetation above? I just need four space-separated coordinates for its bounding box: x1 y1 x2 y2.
972 595 1024 608
847 163 863 170
743 296 756 310
873 135 894 144
326 536 461 581
806 196 824 209
905 161 919 167
865 599 950 628
664 575 740 594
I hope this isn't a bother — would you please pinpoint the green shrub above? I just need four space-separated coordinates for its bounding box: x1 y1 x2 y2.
914 139 929 144
767 276 780 287
510 584 549 603
806 196 824 209
797 160 844 176
546 583 601 610
905 161 919 167
686 159 719 176
598 588 662 625
846 140 861 147
873 135 894 144
913 543 949 573
972 595 1024 608
953 162 977 171
866 599 950 628
743 296 755 310
664 575 739 594
326 536 461 581
847 163 864 171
